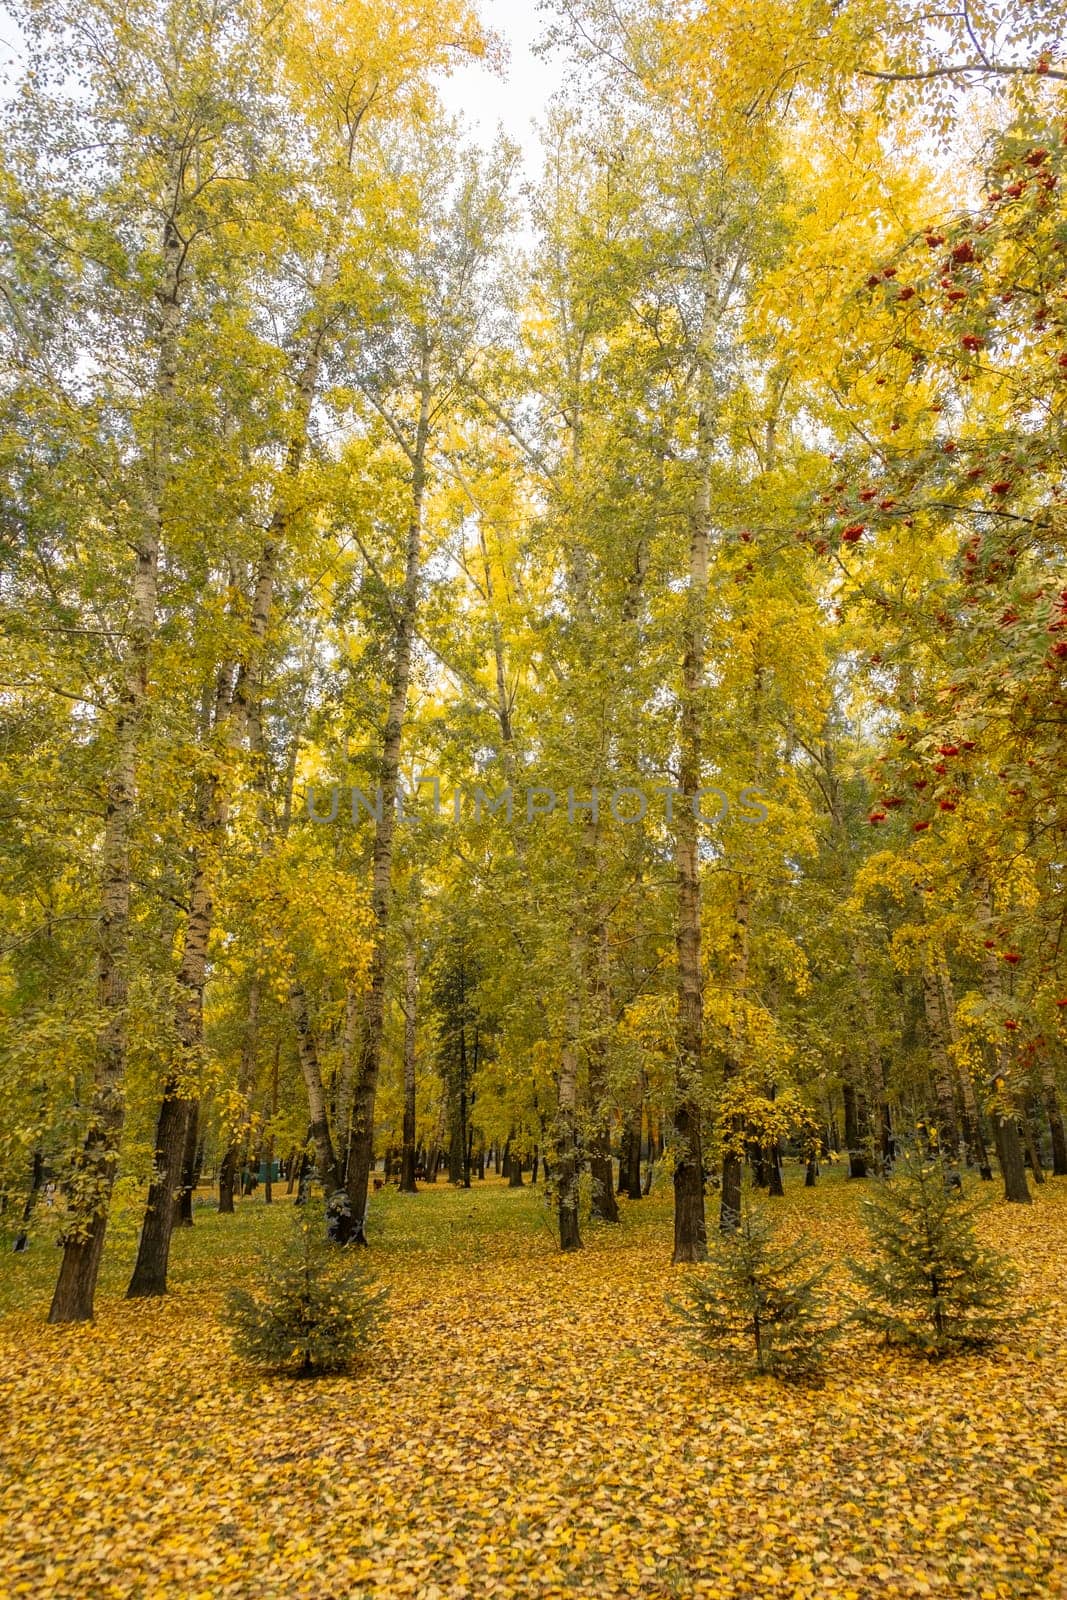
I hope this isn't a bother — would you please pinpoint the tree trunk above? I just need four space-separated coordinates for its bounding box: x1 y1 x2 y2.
399 937 418 1194
625 1093 644 1199
979 893 1032 1204
855 957 893 1171
993 1112 1032 1204
288 981 343 1195
175 1103 200 1226
126 1092 191 1298
13 1149 45 1253
671 291 718 1264
1022 1100 1046 1184
220 978 261 1213
766 1140 784 1197
922 961 961 1164
345 338 430 1245
719 892 750 1234
937 956 992 1178
48 202 182 1324
556 978 583 1252
1042 1059 1067 1177
843 1081 868 1179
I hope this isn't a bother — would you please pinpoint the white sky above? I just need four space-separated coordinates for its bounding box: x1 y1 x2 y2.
0 1 569 173
435 0 570 175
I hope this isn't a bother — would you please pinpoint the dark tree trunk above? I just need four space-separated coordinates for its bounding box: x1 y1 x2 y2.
1022 1101 1046 1184
805 1156 817 1187
720 1145 743 1233
1045 1077 1067 1177
589 1149 616 1219
624 1099 643 1199
766 1141 784 1197
13 1149 45 1252
176 1103 200 1226
509 1150 524 1187
843 1082 868 1179
127 1089 190 1298
994 1113 1032 1204
218 1145 237 1213
529 1146 537 1184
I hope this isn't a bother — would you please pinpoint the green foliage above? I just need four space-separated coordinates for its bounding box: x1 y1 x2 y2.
225 1195 387 1376
671 1199 838 1380
849 1142 1019 1357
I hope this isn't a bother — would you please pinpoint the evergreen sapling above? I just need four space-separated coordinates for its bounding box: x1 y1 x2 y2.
671 1199 838 1380
849 1140 1019 1357
226 1193 387 1375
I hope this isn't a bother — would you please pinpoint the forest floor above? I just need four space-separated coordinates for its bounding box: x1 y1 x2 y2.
0 1167 1065 1600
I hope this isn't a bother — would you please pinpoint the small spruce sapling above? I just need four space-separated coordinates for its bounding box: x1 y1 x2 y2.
226 1192 387 1375
849 1139 1019 1357
671 1198 838 1380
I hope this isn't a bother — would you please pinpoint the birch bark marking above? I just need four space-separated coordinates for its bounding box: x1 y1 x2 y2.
127 266 336 1297
49 201 183 1324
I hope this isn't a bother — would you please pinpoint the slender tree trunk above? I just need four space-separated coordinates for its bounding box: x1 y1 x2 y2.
855 958 893 1171
672 289 719 1263
176 1102 200 1226
48 204 182 1324
399 934 418 1194
843 1081 868 1179
13 1150 45 1253
555 954 583 1252
288 981 343 1195
979 889 1032 1204
263 1039 279 1205
345 337 430 1245
922 961 962 1163
1022 1100 1046 1184
719 890 750 1233
220 977 260 1213
624 1091 644 1200
1041 1058 1067 1177
129 266 333 1295
587 923 619 1223
937 955 992 1178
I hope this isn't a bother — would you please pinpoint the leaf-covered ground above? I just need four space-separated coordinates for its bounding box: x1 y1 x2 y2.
1 1171 1065 1599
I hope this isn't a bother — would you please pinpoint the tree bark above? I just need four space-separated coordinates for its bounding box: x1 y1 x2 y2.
843 1081 868 1179
219 977 260 1213
288 980 343 1195
175 1102 200 1226
49 197 182 1324
937 955 992 1178
922 960 962 1163
399 933 418 1194
1041 1058 1067 1177
344 334 430 1245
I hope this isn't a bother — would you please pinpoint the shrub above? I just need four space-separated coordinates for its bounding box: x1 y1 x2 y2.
849 1140 1019 1357
225 1194 387 1375
671 1199 837 1380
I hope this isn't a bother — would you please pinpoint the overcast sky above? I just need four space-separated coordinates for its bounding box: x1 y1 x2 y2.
435 0 570 175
